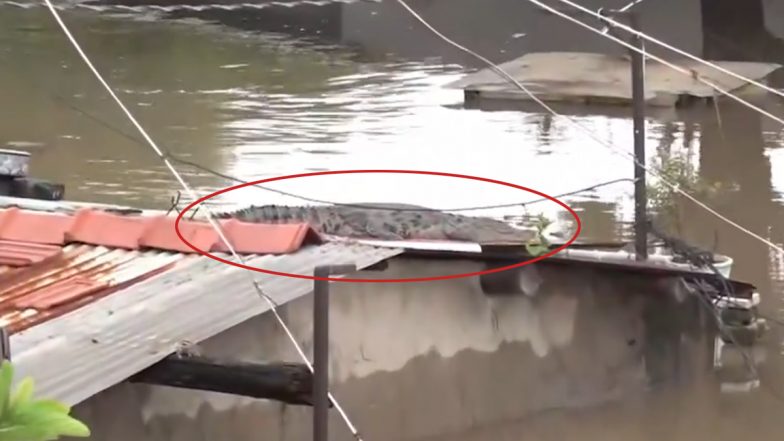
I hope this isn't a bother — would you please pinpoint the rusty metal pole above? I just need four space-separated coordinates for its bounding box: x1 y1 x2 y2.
313 264 356 441
628 11 648 260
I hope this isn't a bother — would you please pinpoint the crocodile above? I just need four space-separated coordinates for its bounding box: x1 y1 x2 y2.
215 202 539 243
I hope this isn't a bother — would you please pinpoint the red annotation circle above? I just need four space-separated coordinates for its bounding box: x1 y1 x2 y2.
175 170 582 283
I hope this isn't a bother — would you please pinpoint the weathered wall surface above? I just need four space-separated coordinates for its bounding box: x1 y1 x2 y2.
71 257 708 441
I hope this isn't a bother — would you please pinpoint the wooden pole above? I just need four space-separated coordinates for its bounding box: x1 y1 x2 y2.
628 11 649 260
313 264 356 441
130 354 317 406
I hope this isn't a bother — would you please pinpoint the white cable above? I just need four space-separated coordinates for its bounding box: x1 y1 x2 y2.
396 0 784 257
42 2 363 438
600 0 646 33
617 0 645 13
553 0 784 101
524 1 784 255
527 0 784 129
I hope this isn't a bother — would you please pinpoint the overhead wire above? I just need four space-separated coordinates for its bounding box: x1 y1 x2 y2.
394 0 784 257
550 0 784 101
599 0 647 33
32 0 784 425
40 1 364 438
522 1 784 400
527 0 784 129
38 76 631 214
520 2 784 256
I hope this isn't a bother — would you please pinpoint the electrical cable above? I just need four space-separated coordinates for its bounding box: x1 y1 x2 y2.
44 85 632 213
527 0 784 129
550 0 784 102
41 1 364 438
393 0 784 257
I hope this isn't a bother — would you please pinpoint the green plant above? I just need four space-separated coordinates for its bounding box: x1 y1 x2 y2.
0 360 90 441
525 213 552 257
646 153 725 232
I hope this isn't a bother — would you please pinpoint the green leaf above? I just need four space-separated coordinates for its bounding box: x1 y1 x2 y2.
0 361 91 441
19 405 89 438
0 362 14 421
525 242 549 257
0 423 57 441
26 400 69 415
0 401 90 441
9 377 34 413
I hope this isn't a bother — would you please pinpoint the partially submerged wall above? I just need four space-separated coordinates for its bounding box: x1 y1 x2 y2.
72 257 710 441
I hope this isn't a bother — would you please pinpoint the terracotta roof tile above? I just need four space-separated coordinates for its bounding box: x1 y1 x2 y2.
0 240 63 267
0 204 336 335
0 208 72 245
212 219 323 255
64 209 151 250
0 207 323 256
139 216 219 254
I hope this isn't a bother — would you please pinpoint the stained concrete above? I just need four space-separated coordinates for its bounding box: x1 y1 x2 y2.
70 258 711 441
448 52 782 107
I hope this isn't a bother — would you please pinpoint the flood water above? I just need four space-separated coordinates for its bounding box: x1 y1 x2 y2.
3 0 784 439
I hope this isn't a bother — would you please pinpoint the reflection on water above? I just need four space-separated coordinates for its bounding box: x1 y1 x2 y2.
4 0 784 439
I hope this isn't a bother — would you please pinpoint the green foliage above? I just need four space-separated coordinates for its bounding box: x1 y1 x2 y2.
646 152 725 231
0 361 90 441
525 213 553 257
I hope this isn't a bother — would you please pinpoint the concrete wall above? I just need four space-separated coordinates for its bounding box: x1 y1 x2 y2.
71 257 710 441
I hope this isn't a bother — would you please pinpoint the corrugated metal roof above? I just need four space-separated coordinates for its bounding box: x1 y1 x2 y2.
0 244 188 333
0 201 338 335
10 241 403 406
0 240 63 267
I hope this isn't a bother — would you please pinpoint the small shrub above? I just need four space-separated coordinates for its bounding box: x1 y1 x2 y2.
525 213 553 256
646 152 726 232
0 360 90 441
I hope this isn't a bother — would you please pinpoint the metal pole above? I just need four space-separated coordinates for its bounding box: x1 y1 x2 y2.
313 264 357 441
0 327 9 361
628 11 648 260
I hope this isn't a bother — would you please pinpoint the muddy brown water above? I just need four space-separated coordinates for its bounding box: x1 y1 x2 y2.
2 0 784 439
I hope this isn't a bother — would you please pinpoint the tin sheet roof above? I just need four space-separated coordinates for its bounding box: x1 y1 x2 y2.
0 203 326 335
0 244 188 334
0 200 402 405
11 241 402 406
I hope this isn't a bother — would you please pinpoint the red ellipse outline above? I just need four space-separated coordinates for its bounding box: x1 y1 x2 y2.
175 170 582 283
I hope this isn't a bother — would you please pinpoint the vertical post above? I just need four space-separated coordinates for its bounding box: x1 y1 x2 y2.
313 272 329 441
628 11 648 260
0 327 9 361
313 264 356 441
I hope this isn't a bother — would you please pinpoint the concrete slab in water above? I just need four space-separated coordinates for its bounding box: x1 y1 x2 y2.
447 52 782 107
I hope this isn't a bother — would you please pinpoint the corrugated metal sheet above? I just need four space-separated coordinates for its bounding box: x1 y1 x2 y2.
10 242 403 406
0 244 188 333
0 240 63 267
